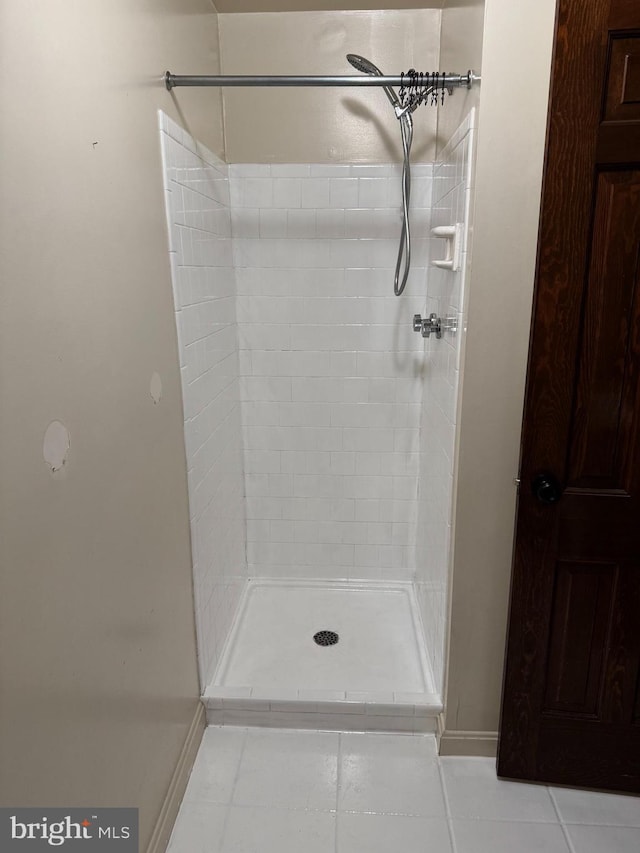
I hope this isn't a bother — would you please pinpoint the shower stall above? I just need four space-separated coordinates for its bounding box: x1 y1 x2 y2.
159 51 477 733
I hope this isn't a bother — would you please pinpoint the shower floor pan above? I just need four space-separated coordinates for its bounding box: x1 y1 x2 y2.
202 579 442 733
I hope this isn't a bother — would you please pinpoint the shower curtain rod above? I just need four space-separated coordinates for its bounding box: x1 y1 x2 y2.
164 71 479 91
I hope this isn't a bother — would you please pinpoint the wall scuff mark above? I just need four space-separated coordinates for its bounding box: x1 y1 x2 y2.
150 372 163 404
43 421 70 473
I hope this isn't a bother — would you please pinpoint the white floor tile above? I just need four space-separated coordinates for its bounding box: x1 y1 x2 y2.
183 727 246 805
167 802 228 853
232 728 339 811
551 787 640 827
221 806 336 853
339 733 445 817
450 820 571 853
170 726 640 853
565 825 640 853
440 757 557 822
337 812 452 853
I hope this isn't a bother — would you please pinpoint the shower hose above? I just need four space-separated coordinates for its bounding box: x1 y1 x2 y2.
394 112 413 296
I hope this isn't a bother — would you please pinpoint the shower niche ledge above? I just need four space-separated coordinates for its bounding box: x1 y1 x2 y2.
202 579 442 733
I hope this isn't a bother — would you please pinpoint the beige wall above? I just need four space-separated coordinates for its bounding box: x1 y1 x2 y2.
218 9 441 163
441 0 557 749
0 1 222 847
436 0 485 155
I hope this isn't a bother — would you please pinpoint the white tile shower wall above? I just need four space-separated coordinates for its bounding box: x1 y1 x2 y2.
159 112 247 688
231 164 433 581
415 110 476 694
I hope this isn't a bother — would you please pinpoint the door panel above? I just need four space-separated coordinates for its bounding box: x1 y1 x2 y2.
604 36 640 123
598 30 640 162
567 170 640 491
498 0 640 793
543 561 616 717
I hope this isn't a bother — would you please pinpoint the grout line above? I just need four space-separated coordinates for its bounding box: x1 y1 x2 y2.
335 732 343 852
216 725 249 850
436 756 459 853
338 807 453 818
548 787 578 853
217 802 338 814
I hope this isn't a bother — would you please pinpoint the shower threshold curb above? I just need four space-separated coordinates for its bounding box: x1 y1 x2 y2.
201 686 443 733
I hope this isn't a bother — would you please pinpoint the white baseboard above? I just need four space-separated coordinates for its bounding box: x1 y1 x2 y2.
146 702 206 853
437 717 498 757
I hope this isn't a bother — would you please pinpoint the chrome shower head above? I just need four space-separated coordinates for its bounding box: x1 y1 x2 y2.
346 53 401 109
346 53 382 76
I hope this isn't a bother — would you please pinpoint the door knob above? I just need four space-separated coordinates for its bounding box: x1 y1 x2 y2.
531 472 563 504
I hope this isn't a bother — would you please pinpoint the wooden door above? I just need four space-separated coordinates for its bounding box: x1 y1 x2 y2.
498 0 640 792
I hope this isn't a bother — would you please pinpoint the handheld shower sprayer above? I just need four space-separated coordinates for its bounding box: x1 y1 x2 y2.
346 53 413 296
346 54 401 110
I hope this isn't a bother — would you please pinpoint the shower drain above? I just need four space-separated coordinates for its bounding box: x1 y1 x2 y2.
313 630 339 647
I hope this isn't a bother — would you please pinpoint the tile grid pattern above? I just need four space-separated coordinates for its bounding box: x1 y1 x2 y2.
231 162 433 582
159 113 247 688
415 109 476 692
169 727 640 853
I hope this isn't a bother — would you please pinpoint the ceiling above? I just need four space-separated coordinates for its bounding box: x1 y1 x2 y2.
214 2 444 12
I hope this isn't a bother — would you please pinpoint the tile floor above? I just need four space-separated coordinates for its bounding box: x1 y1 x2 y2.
168 727 640 852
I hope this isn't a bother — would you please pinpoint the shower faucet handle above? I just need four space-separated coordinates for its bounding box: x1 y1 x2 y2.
413 313 442 339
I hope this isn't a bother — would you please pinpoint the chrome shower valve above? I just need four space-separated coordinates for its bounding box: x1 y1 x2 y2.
413 313 442 339
412 313 457 339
